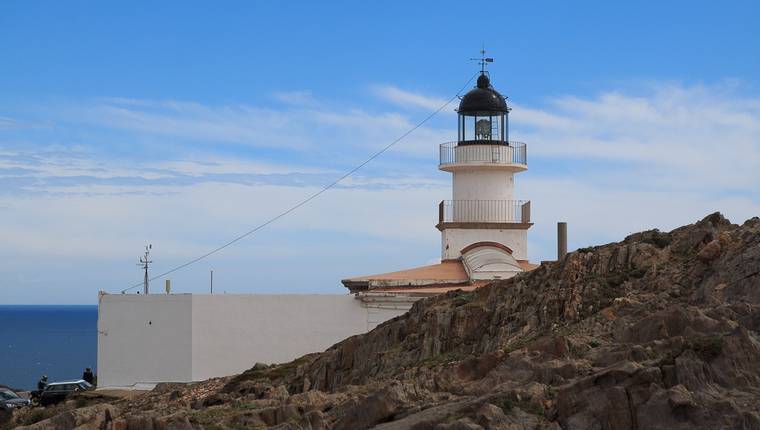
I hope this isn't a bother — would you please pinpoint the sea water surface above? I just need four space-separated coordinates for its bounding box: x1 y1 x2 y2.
0 305 97 391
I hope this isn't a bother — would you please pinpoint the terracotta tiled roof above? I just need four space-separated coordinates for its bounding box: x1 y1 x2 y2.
343 260 468 282
342 260 540 293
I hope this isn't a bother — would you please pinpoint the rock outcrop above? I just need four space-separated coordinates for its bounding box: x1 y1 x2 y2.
9 212 760 429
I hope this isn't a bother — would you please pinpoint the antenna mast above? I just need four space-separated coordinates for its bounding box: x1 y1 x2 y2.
138 244 153 294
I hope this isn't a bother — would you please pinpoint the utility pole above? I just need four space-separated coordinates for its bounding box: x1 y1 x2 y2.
138 244 153 294
210 270 214 294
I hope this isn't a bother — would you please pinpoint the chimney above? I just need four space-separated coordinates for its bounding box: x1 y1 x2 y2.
557 222 568 260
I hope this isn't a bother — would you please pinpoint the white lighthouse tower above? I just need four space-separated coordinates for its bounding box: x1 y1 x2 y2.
436 68 532 280
342 63 535 294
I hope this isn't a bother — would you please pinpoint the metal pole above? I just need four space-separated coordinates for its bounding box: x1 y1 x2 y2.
558 222 568 260
210 270 214 294
139 244 152 295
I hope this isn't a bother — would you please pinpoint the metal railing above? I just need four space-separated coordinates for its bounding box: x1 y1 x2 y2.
439 141 527 167
438 200 531 224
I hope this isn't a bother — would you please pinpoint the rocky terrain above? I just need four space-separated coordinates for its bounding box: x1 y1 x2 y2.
4 212 760 429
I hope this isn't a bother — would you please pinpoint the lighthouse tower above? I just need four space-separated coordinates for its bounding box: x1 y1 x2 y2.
436 69 532 280
342 64 536 295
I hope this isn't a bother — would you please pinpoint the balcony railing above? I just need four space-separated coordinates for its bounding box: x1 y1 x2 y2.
438 200 531 224
439 141 527 167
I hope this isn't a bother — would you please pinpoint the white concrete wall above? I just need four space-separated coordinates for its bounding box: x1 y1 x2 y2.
97 294 193 389
452 169 514 201
98 293 410 388
366 306 410 331
441 228 528 260
360 295 418 331
190 294 369 381
448 144 520 167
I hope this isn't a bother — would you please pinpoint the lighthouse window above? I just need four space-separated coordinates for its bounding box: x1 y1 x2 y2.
459 114 505 144
476 118 492 140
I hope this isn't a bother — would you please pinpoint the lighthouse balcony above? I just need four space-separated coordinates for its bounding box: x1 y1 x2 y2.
437 199 532 230
439 141 527 172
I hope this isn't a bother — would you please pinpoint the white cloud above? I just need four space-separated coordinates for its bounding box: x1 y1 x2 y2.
1 80 759 303
272 90 318 106
54 95 454 161
524 177 760 256
0 183 445 258
0 181 448 302
0 148 444 197
0 117 21 129
371 85 450 111
512 83 760 191
81 101 307 149
0 116 52 130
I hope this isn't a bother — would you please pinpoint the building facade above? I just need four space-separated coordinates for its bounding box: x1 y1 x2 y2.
97 293 416 389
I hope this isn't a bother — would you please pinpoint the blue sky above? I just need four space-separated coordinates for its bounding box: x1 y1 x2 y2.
1 1 759 304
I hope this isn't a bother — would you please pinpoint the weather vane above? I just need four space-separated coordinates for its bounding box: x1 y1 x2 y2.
470 46 494 74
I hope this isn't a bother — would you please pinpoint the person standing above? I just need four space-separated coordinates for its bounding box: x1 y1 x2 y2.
82 368 94 385
37 375 48 391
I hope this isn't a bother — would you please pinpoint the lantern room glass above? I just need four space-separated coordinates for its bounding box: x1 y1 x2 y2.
458 113 507 144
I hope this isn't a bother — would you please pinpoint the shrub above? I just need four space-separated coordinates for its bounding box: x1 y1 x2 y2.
22 409 54 426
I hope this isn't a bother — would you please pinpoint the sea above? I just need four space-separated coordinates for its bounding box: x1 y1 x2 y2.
0 305 97 391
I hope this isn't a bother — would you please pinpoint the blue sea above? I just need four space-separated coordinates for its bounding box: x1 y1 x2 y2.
0 305 97 391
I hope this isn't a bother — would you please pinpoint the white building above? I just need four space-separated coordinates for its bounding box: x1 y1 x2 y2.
97 69 536 389
96 293 416 389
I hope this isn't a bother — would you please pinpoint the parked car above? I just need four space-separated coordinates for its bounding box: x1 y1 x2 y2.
38 380 94 406
0 389 31 410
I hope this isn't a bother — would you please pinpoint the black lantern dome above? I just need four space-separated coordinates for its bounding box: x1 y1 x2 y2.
457 74 509 114
456 73 511 145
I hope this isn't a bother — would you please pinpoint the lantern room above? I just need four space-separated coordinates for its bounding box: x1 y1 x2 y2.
457 73 511 145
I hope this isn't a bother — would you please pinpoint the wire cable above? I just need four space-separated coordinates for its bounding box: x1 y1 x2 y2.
122 73 478 293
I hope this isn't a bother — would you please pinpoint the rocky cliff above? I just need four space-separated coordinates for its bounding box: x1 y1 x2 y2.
7 212 760 429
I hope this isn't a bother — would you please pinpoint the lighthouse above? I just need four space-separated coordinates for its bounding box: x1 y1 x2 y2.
342 63 535 294
436 70 532 280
